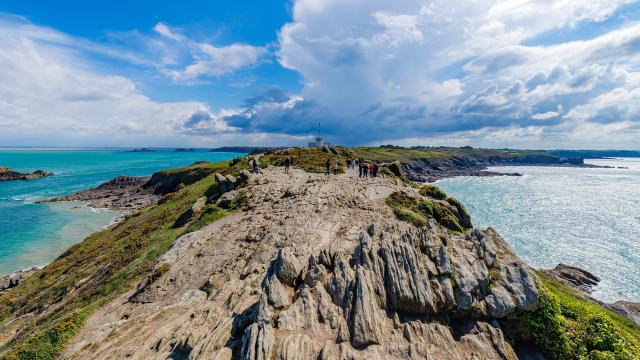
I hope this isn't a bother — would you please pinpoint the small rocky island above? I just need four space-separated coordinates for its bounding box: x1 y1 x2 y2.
0 167 54 182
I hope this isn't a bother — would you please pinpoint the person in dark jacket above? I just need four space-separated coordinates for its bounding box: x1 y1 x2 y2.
325 159 330 176
252 158 262 174
284 156 291 173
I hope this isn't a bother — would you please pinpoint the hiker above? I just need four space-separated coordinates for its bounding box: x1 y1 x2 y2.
369 163 375 178
325 159 330 176
284 156 291 173
363 163 369 178
333 158 339 175
252 158 262 174
373 163 379 177
358 163 363 178
351 158 356 170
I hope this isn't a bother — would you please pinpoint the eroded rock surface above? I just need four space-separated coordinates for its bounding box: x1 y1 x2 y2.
63 167 538 360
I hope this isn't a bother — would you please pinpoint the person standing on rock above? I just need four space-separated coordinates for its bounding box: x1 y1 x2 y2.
333 158 339 175
358 162 363 178
284 156 291 174
252 158 262 174
363 163 368 178
325 159 330 176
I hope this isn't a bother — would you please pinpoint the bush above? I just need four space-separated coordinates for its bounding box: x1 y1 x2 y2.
519 274 640 360
420 185 447 200
386 192 467 233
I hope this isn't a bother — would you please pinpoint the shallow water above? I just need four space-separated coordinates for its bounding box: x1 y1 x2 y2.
437 158 640 303
0 149 242 274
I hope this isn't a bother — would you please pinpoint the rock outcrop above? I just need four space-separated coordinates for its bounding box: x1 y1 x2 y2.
38 175 157 214
0 267 39 292
62 167 539 360
0 167 54 182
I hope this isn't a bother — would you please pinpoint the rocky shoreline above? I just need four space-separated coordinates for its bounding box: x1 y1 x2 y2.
0 167 54 182
402 157 607 182
37 175 159 215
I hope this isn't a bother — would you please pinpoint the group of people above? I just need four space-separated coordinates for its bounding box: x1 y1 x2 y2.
356 159 380 178
272 153 381 178
324 158 340 176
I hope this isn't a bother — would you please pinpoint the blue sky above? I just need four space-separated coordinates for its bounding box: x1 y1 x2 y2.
1 0 640 148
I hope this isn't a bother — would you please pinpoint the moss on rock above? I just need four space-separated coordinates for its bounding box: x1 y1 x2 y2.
518 273 640 360
386 191 470 233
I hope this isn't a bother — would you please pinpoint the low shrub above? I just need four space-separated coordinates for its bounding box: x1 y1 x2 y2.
386 191 468 233
419 185 447 200
519 273 640 359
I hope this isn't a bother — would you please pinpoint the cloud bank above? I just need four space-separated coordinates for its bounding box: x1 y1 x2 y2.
222 0 640 148
2 1 640 149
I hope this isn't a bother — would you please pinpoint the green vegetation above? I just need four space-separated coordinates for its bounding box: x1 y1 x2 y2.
385 191 471 233
379 160 408 181
0 160 247 359
259 147 355 173
354 145 558 164
519 273 640 360
186 205 227 233
419 185 447 200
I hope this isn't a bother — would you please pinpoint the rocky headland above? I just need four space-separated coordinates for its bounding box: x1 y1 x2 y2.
0 149 638 359
351 146 608 183
37 176 158 215
0 167 54 182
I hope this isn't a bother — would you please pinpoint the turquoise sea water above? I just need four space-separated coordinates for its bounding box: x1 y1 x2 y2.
0 149 242 274
437 158 640 303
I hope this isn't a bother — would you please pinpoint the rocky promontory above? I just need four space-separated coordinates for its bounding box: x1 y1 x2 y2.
0 167 54 182
38 175 158 214
0 152 637 359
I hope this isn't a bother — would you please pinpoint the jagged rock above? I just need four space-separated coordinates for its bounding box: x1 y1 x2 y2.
62 167 541 360
303 255 325 287
435 244 452 275
276 334 314 360
350 267 383 347
241 322 274 360
485 284 517 318
192 196 207 213
379 234 437 315
264 272 290 309
274 248 300 286
216 190 237 208
544 263 600 294
216 173 232 194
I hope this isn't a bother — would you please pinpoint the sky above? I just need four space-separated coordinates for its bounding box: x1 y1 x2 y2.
1 0 640 149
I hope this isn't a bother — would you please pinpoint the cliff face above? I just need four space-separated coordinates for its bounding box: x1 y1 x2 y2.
62 167 538 359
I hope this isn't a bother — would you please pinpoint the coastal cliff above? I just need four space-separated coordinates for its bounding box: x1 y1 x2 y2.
0 167 53 182
353 146 590 182
0 151 638 359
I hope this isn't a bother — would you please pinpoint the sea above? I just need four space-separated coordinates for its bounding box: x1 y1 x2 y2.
0 148 243 275
437 158 640 303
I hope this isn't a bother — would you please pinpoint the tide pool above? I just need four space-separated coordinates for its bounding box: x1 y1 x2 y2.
0 149 243 274
437 158 640 303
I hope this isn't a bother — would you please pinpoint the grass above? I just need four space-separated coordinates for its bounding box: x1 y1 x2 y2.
419 185 447 200
518 272 640 360
260 147 355 174
385 190 471 233
353 146 559 164
0 160 245 359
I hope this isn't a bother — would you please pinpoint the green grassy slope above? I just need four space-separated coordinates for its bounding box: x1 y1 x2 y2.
354 146 559 163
